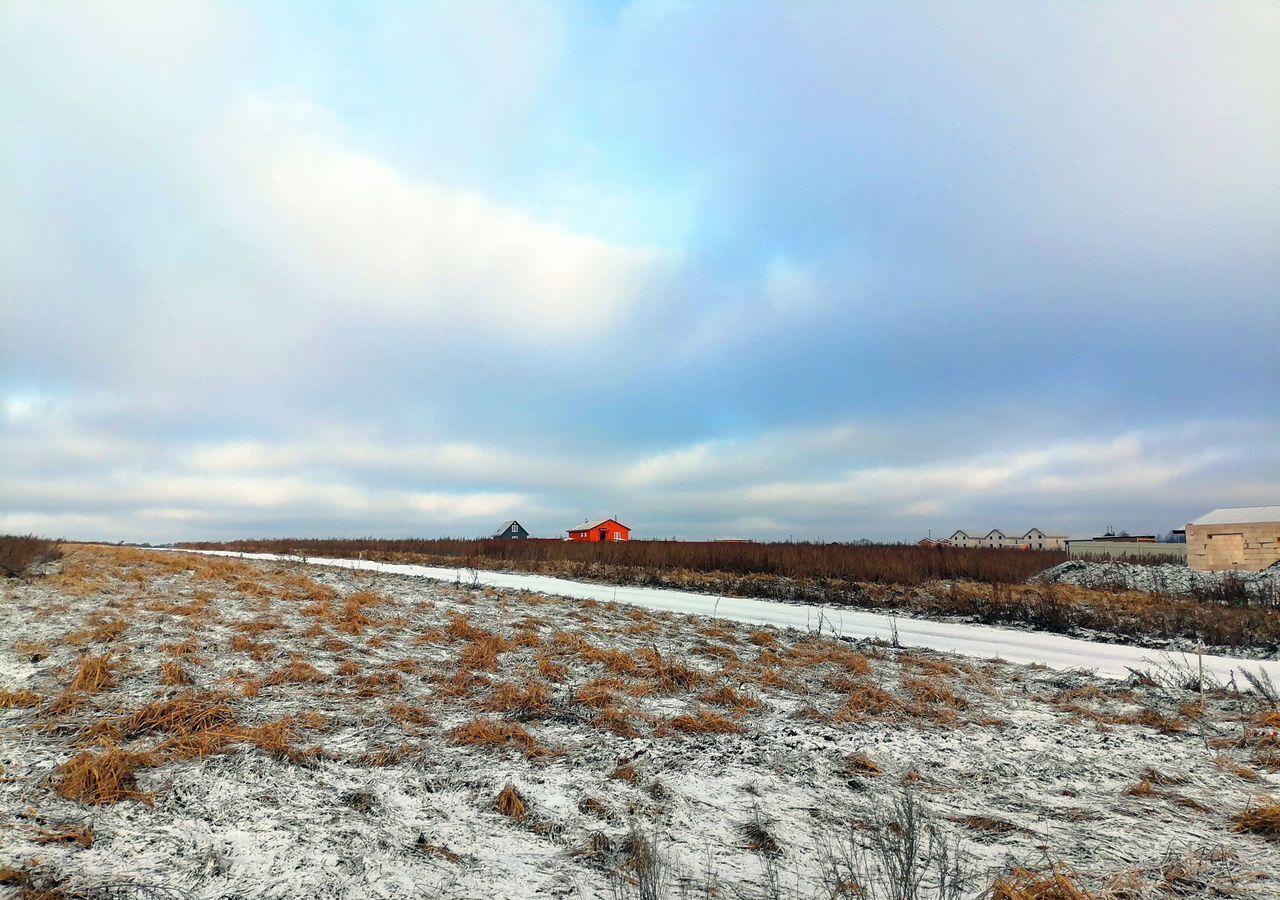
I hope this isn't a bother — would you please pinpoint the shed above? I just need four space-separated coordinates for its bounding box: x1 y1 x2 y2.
1186 506 1280 572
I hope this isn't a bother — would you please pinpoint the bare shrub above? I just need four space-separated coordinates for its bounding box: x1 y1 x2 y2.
610 823 671 900
819 787 970 900
0 534 63 578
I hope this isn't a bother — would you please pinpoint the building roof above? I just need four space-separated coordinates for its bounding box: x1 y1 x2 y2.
568 518 629 532
492 520 522 536
1191 506 1280 526
949 528 1067 539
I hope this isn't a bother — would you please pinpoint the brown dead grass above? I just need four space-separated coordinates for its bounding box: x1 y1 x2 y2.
1214 755 1261 782
579 643 639 675
121 694 239 737
667 707 744 735
0 689 41 709
159 661 193 686
639 646 703 693
698 684 762 713
835 685 906 723
52 749 158 805
536 655 568 682
485 681 553 717
593 705 642 737
1232 795 1280 838
33 825 94 849
451 717 556 758
265 660 328 685
495 784 528 820
460 634 513 672
990 864 1096 900
68 654 115 693
388 703 435 726
903 675 968 709
845 753 882 777
65 614 127 645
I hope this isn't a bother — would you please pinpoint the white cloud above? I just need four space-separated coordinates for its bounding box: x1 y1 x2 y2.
207 95 667 340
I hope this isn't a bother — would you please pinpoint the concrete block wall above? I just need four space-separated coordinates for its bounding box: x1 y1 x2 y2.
1186 521 1280 572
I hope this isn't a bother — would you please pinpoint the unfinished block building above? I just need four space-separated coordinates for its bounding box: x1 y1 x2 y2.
1186 506 1280 572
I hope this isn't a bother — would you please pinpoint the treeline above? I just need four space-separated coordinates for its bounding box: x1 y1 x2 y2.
176 537 1066 586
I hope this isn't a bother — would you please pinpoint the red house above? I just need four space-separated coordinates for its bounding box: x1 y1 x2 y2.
567 518 631 542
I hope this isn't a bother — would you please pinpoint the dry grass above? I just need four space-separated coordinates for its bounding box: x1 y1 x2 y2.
666 707 744 734
639 646 703 693
121 694 239 737
52 749 158 805
68 654 115 693
33 825 94 849
698 684 762 713
575 677 631 709
953 815 1018 834
845 752 882 777
0 689 41 708
66 614 128 645
1232 796 1280 838
460 634 513 672
265 660 328 685
990 864 1095 900
1214 755 1261 782
184 537 1064 586
388 703 435 726
593 705 642 737
536 655 568 682
904 675 968 710
451 717 556 758
0 534 63 577
485 681 554 717
495 784 528 820
834 685 905 723
579 642 639 676
159 661 194 686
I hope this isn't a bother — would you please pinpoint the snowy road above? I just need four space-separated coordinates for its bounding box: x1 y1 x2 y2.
173 549 1280 685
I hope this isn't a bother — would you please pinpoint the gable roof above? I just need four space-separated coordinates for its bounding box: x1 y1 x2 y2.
492 520 524 536
1191 506 1280 526
949 528 1067 539
568 518 630 532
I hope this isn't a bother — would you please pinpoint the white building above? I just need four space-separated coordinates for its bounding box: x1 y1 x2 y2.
942 529 1068 551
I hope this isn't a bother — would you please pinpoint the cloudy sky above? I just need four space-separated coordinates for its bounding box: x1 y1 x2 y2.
3 1 1277 543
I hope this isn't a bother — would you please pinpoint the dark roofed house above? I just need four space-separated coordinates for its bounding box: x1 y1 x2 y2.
492 520 529 540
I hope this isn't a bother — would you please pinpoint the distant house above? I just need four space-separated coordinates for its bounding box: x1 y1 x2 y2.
942 529 1068 550
491 520 529 540
567 518 630 543
1186 506 1280 572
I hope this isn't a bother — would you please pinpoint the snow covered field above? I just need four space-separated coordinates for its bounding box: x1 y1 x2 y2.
2 546 1278 899
181 549 1280 684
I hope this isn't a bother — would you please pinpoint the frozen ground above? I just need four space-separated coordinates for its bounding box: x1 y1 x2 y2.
179 550 1280 684
1 547 1278 900
1038 560 1280 598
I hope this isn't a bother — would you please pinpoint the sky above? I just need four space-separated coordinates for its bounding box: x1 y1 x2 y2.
2 0 1278 543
